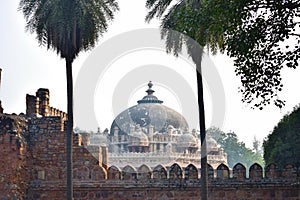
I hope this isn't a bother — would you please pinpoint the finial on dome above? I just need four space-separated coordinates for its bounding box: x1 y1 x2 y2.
137 81 163 104
146 81 155 96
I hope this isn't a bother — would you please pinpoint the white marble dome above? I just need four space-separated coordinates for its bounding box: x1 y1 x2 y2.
110 82 189 136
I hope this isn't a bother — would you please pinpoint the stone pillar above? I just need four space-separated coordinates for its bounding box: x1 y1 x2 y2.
130 125 135 134
192 129 197 137
54 108 58 116
148 124 154 134
36 88 50 116
113 126 119 137
80 132 90 146
49 107 53 115
26 94 39 117
113 135 118 143
167 126 173 135
74 133 81 146
101 146 108 170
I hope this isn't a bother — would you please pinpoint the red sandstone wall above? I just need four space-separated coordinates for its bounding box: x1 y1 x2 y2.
25 116 107 199
0 115 28 199
1 114 300 200
0 134 28 199
26 180 300 200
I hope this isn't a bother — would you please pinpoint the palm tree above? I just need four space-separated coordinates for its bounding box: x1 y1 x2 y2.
19 0 119 199
146 1 224 199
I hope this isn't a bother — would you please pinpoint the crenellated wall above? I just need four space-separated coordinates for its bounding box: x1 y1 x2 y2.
25 162 300 200
0 114 107 200
26 89 67 119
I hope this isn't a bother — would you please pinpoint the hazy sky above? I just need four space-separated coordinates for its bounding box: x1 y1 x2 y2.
1 0 300 148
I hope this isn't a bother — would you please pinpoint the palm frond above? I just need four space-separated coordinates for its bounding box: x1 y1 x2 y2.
145 0 174 22
146 0 224 58
19 0 119 62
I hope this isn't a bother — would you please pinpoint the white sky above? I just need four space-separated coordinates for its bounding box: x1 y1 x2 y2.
1 0 300 148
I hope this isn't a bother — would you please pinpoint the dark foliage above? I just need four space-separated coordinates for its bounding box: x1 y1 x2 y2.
147 0 300 108
263 105 300 167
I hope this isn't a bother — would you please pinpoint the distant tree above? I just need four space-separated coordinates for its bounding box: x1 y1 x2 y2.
19 1 119 199
206 126 226 142
252 135 262 155
263 105 300 167
207 127 264 168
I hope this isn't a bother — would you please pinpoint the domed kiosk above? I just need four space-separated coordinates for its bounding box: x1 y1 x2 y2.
177 130 198 154
127 125 149 153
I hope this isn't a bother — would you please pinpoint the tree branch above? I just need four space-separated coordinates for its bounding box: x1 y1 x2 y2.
289 33 300 37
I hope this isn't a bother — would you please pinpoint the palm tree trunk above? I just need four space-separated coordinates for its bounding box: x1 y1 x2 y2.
66 58 74 200
196 61 208 200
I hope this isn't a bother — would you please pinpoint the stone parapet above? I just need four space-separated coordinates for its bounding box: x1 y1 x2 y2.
25 162 300 200
26 89 67 119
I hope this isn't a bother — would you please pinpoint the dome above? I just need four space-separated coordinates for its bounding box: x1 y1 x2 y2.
110 81 189 136
128 129 149 146
177 132 198 148
207 136 219 152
